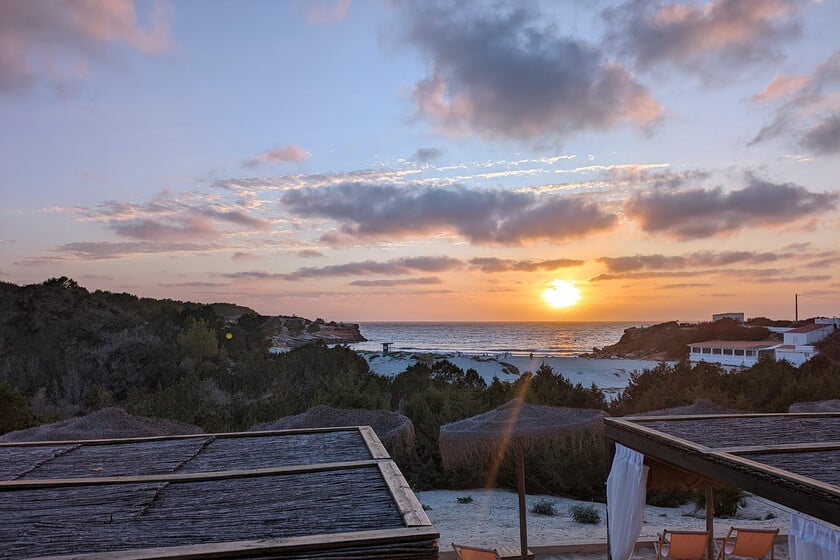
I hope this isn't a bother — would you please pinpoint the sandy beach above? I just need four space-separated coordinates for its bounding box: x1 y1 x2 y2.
419 489 790 559
362 352 666 399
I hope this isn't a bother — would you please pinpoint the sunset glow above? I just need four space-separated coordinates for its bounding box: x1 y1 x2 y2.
1 1 839 322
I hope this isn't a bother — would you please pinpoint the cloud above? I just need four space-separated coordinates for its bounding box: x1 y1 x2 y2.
468 257 584 273
0 0 172 92
16 240 221 264
303 0 351 24
603 0 800 79
65 193 272 242
349 277 443 287
801 114 840 155
401 1 661 140
599 250 783 273
625 176 837 239
159 282 228 288
232 252 260 261
298 249 325 258
751 50 840 154
281 182 617 245
413 147 444 163
245 145 309 167
280 256 463 281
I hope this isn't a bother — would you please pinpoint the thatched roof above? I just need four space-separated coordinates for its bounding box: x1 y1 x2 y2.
604 413 840 526
789 399 840 412
0 428 437 559
629 398 742 417
439 399 607 468
0 407 202 442
251 405 414 453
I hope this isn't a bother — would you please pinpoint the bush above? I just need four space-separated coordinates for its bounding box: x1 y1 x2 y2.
531 500 556 516
647 489 692 508
692 487 745 518
569 504 601 524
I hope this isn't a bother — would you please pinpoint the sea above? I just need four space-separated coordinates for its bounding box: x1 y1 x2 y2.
348 321 647 357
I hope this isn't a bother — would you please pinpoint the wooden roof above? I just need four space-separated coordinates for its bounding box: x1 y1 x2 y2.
604 413 840 526
0 427 438 560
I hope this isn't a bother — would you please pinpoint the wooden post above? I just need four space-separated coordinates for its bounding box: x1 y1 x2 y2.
706 485 714 560
517 443 528 560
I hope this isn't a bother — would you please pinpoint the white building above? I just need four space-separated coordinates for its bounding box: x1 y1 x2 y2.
689 340 779 368
712 312 745 323
774 323 835 366
689 318 837 369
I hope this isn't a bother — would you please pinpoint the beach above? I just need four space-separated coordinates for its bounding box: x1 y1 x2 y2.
362 351 666 399
419 488 790 559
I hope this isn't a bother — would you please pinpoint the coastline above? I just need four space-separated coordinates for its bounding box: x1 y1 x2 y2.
361 351 667 398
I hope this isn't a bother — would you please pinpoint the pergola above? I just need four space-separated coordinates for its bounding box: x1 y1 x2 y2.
604 412 840 526
0 427 438 559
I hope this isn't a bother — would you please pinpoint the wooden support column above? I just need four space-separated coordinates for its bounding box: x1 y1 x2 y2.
706 485 714 560
517 443 528 560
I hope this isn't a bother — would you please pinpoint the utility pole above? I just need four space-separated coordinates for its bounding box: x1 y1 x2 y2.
795 293 799 322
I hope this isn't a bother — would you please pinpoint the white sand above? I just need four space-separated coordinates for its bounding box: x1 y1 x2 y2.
363 352 665 399
417 488 789 557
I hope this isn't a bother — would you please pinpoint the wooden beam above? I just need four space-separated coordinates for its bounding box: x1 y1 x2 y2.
0 459 389 491
378 461 432 527
30 526 440 560
359 426 390 459
0 426 366 448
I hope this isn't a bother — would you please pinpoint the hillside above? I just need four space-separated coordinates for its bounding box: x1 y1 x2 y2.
585 319 785 360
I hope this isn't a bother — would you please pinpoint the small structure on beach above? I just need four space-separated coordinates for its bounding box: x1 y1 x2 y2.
382 342 393 353
0 427 437 559
605 411 840 558
439 400 607 559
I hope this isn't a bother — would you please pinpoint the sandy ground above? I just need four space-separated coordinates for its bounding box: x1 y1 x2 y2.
417 489 790 559
363 352 666 399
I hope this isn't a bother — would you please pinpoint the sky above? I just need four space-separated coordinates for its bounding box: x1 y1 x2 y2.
1 0 839 323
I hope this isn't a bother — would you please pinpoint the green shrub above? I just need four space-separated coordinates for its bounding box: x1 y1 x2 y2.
647 489 692 508
456 495 473 504
692 487 745 518
569 504 601 524
531 500 556 516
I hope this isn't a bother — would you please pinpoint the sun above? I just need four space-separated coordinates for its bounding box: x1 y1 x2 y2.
542 280 580 308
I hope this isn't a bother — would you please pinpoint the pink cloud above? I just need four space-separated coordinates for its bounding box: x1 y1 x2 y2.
305 0 351 24
245 145 309 167
753 74 810 103
0 0 173 92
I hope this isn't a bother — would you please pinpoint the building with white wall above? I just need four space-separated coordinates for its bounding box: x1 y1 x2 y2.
689 318 837 369
689 340 780 368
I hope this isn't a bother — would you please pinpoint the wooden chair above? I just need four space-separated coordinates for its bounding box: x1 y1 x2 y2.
715 526 779 560
656 530 710 560
452 542 502 560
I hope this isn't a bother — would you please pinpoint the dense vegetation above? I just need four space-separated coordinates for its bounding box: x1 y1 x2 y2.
2 278 839 503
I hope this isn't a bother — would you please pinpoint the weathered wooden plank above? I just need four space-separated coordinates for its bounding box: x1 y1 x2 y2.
27 527 439 560
0 459 386 491
378 461 432 527
358 426 390 459
0 427 364 448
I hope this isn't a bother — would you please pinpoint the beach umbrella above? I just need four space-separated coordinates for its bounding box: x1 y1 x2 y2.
439 399 608 559
250 405 415 457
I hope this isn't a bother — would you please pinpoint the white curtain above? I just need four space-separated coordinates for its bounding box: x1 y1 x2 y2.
607 443 649 560
789 513 840 560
